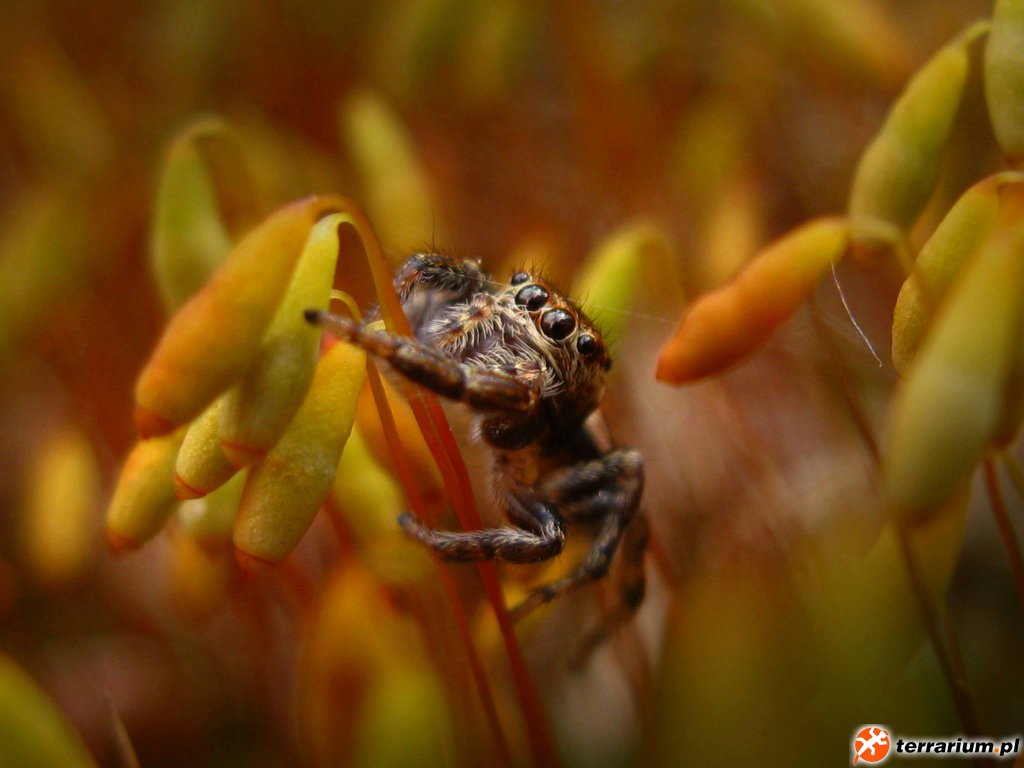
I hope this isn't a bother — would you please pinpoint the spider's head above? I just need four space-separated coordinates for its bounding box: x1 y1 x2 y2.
502 270 611 420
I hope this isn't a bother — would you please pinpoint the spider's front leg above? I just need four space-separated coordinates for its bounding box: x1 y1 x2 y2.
306 311 538 414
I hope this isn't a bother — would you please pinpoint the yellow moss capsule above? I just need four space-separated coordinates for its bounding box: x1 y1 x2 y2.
134 195 344 437
328 425 404 545
804 487 968 712
106 430 186 552
780 0 912 86
891 173 1022 373
656 217 848 384
218 213 344 466
695 174 764 293
340 90 434 253
0 653 97 768
986 0 1024 164
0 186 88 353
7 40 114 175
299 564 451 768
174 398 237 499
234 342 366 565
178 470 245 548
848 27 979 248
572 221 672 346
20 428 101 588
884 215 1024 522
150 117 248 313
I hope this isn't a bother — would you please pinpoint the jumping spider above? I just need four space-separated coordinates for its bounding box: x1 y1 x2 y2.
307 254 646 651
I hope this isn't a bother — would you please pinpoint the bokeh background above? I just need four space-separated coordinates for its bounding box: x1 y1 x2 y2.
0 0 1020 766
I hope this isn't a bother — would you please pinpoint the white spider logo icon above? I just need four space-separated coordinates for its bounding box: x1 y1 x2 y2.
853 727 890 764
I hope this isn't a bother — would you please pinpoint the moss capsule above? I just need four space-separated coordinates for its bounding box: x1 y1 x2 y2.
233 341 366 565
656 217 848 384
134 195 344 438
219 213 345 466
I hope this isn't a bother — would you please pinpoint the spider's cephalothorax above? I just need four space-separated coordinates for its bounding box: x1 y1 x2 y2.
308 253 646 655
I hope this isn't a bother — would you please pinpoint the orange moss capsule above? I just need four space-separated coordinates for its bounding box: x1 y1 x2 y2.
218 213 343 466
105 430 186 553
174 398 237 499
134 195 344 438
848 25 981 249
986 0 1024 164
656 217 848 384
233 342 366 566
891 173 1022 373
883 213 1024 522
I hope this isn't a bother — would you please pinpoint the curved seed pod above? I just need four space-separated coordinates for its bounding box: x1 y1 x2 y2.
340 90 434 253
986 0 1024 164
656 217 848 384
219 213 344 466
134 195 344 438
848 24 983 249
884 212 1024 523
891 173 1023 373
328 424 404 545
572 221 673 345
150 117 236 313
20 428 101 588
234 342 366 566
174 398 237 499
0 653 97 768
105 430 186 553
178 471 245 549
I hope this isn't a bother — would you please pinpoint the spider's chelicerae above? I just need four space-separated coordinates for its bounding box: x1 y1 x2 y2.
308 253 646 650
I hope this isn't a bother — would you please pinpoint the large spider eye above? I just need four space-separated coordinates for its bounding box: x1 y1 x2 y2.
576 333 598 356
541 308 575 340
510 271 530 285
515 284 549 311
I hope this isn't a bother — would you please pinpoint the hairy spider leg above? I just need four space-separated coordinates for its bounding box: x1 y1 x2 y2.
306 311 538 414
509 448 645 621
309 309 578 563
395 253 488 303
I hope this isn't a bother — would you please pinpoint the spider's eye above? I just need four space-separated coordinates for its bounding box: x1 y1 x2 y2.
541 308 575 340
510 271 530 285
515 284 549 311
576 333 598 356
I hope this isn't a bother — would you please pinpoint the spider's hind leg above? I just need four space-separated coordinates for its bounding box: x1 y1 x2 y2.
397 461 567 564
510 448 646 657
